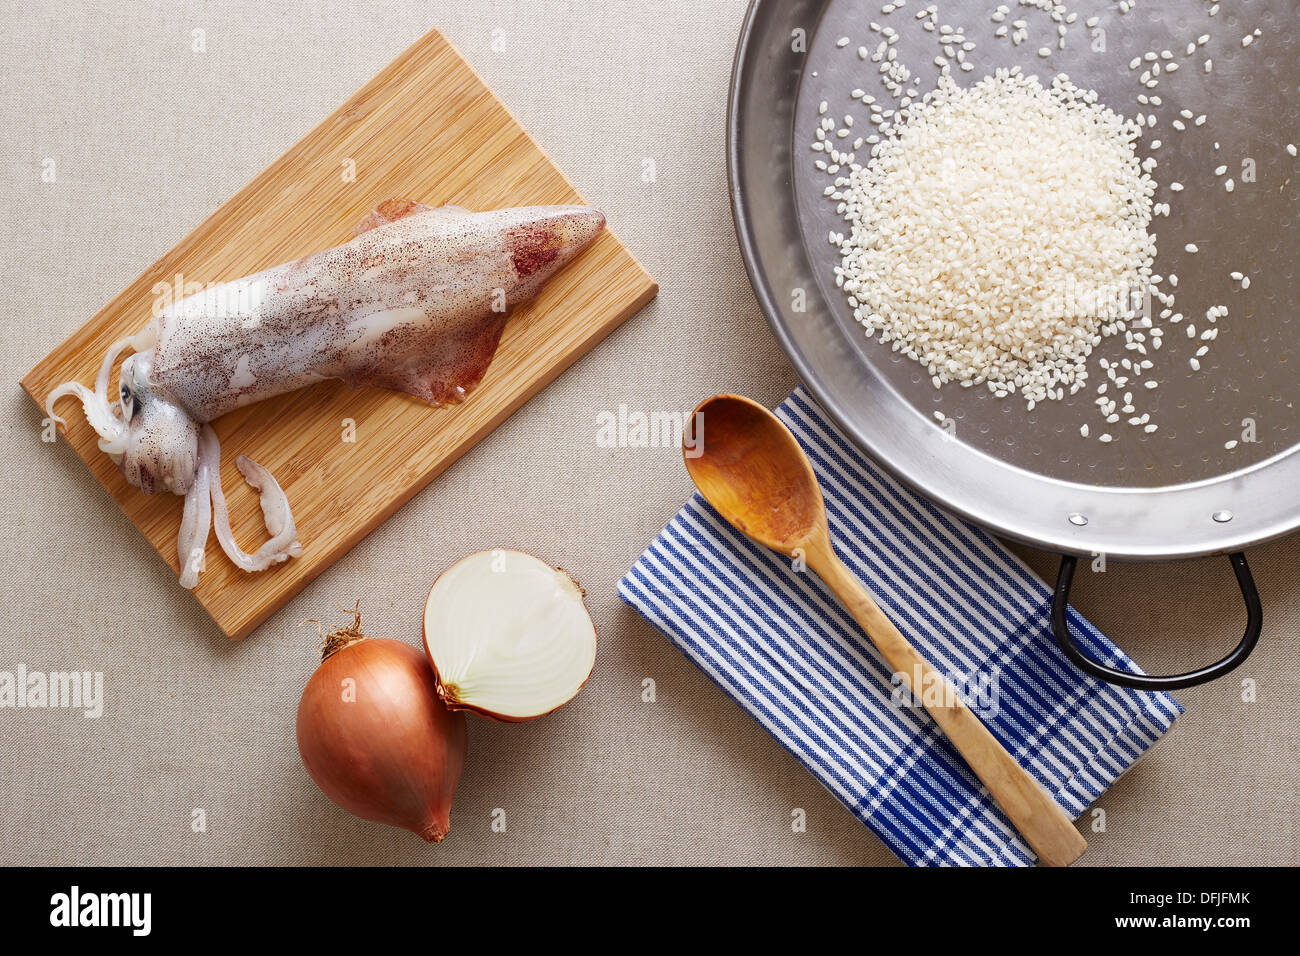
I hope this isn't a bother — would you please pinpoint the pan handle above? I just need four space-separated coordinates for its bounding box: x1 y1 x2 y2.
1051 552 1262 691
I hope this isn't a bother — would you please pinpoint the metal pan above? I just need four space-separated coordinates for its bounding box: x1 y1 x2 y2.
728 0 1299 689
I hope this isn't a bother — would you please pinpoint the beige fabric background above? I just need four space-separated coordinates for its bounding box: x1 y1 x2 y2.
1 0 1295 866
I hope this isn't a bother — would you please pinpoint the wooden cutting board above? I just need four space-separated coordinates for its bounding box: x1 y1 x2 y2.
21 29 657 639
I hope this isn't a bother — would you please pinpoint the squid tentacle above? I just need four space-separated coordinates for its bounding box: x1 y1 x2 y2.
177 448 212 590
46 324 157 440
45 334 138 457
201 425 302 574
44 381 127 457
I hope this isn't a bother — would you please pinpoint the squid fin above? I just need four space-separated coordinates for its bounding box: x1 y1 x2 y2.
343 312 509 407
351 199 469 237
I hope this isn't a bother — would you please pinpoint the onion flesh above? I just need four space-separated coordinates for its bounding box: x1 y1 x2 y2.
296 614 466 842
423 550 597 721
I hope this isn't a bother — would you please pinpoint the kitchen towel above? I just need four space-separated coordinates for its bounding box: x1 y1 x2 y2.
618 388 1182 866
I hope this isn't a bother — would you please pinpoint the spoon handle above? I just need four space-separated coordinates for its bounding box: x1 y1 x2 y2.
811 545 1087 867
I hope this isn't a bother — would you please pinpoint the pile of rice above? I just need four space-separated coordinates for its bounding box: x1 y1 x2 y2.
831 69 1157 406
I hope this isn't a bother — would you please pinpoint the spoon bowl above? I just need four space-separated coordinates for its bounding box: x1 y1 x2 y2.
684 394 826 555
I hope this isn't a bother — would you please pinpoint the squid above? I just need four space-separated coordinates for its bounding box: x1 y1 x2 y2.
46 199 605 588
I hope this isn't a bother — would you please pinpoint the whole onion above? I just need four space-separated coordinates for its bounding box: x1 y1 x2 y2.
296 606 467 842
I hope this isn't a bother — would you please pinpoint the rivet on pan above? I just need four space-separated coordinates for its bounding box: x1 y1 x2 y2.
1067 512 1088 526
1212 510 1234 523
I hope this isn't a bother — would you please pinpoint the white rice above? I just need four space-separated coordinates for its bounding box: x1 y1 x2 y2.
830 70 1155 406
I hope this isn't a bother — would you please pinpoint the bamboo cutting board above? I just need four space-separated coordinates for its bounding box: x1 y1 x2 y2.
21 29 657 639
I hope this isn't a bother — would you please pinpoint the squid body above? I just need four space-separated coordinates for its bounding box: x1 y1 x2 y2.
47 199 605 588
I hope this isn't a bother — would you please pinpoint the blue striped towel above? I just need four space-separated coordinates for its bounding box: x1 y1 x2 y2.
618 388 1182 866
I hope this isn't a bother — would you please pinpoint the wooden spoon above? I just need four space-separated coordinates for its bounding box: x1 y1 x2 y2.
683 394 1087 867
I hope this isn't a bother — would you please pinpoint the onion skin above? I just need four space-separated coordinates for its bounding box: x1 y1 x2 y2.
422 551 597 723
296 637 467 842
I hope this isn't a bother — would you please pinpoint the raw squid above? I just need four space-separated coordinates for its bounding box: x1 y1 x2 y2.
46 199 605 588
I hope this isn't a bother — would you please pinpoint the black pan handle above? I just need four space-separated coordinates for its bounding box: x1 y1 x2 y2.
1051 552 1262 691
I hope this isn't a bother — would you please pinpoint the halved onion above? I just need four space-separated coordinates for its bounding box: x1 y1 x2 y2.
422 550 597 721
